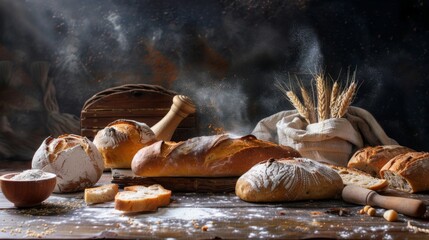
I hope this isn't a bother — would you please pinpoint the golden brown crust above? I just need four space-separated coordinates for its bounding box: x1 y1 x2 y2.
380 152 429 193
131 135 301 177
93 119 156 168
347 145 414 177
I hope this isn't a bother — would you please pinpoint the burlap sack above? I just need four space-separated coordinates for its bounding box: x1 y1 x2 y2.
252 106 397 166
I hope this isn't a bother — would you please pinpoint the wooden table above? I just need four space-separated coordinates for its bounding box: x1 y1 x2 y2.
1 161 429 239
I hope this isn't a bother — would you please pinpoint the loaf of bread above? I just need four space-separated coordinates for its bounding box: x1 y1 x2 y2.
235 158 343 202
347 145 414 177
380 152 429 193
84 184 119 205
131 134 301 177
115 184 171 212
327 165 388 190
93 119 157 169
32 134 104 193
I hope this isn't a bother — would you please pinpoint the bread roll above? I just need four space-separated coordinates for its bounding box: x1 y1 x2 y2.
84 184 119 205
235 158 343 202
93 119 157 169
115 184 171 212
32 134 104 193
327 165 388 190
347 145 414 177
131 134 301 177
380 152 429 193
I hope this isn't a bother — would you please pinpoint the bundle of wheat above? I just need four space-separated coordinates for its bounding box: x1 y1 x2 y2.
277 70 357 124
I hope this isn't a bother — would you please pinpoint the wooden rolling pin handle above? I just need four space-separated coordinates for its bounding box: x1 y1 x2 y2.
342 185 426 217
151 95 196 141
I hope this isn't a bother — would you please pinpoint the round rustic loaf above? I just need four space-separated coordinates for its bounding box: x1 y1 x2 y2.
235 158 343 202
32 134 104 193
347 145 414 177
93 119 157 168
380 152 429 193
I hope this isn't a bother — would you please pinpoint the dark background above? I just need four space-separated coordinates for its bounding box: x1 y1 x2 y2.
0 0 428 159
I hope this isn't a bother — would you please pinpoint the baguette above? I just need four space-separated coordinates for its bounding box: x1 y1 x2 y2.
380 152 429 193
327 165 388 190
114 184 171 212
235 158 343 202
84 184 119 205
131 134 301 177
347 145 414 177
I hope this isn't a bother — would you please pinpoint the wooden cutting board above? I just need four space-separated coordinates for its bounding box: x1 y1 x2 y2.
111 169 238 193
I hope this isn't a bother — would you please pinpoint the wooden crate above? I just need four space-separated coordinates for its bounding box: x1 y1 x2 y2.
80 84 197 141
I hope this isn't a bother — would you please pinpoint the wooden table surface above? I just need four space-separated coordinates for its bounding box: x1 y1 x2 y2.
1 161 429 239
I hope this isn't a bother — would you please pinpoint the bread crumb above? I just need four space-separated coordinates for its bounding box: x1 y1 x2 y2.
383 209 398 222
367 207 376 216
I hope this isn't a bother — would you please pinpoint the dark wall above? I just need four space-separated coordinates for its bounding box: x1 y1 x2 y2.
0 0 428 159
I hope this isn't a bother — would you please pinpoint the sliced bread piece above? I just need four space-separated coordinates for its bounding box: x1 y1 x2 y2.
380 152 429 193
84 184 119 205
328 165 388 191
115 184 171 212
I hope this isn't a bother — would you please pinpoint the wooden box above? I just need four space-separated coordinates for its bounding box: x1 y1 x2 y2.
80 84 197 141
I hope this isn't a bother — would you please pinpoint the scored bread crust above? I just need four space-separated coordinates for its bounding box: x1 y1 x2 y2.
115 184 171 212
380 152 429 193
131 135 301 177
93 119 157 169
235 158 343 202
327 165 388 190
347 145 414 178
84 184 119 205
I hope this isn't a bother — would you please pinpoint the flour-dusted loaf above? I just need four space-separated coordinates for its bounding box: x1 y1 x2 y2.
380 152 429 193
327 165 388 190
32 134 104 193
235 158 343 202
347 145 414 178
115 184 171 212
84 184 119 205
131 134 301 177
93 119 157 169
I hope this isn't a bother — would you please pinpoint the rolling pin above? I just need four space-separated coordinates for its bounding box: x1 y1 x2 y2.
151 95 196 141
342 185 427 217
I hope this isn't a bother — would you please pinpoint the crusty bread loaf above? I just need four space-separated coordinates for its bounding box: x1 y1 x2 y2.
114 184 171 212
93 119 157 169
327 165 388 190
32 134 104 193
84 184 119 205
380 152 429 193
131 134 301 177
235 158 343 202
347 145 414 178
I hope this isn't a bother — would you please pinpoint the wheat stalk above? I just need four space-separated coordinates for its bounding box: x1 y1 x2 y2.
336 82 357 118
329 81 340 118
316 74 329 122
300 86 316 123
275 80 311 124
286 91 311 124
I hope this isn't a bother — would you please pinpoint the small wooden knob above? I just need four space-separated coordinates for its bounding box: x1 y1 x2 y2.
171 95 196 118
151 95 196 141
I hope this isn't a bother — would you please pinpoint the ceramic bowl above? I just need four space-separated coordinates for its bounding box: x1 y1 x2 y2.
0 172 56 207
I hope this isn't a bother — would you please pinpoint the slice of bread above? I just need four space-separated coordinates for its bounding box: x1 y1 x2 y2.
115 184 171 212
84 184 119 205
327 165 388 191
